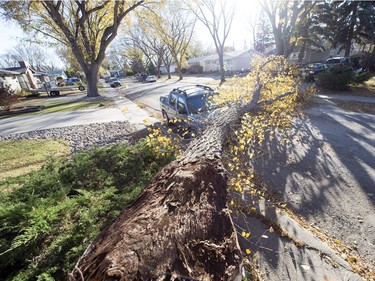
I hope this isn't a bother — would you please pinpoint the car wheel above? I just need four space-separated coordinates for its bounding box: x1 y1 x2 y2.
50 91 60 96
78 86 85 91
163 111 172 127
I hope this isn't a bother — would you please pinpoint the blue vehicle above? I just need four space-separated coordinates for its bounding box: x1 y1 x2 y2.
302 63 328 81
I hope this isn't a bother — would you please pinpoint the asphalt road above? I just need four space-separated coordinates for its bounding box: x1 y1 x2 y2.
118 75 218 113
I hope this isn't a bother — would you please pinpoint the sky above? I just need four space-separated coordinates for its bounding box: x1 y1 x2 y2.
0 0 259 67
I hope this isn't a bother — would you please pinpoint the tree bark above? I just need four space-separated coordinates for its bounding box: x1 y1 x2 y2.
344 3 358 57
85 64 100 97
219 51 226 84
70 158 242 281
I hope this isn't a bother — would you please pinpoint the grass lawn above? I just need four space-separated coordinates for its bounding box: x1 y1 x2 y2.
348 76 375 97
332 100 375 115
0 139 69 185
38 99 114 114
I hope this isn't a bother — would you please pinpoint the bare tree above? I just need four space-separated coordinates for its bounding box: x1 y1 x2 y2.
142 2 196 80
127 26 166 76
259 0 315 57
0 42 58 70
186 0 235 84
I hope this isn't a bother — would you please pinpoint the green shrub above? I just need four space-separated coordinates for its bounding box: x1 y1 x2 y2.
352 71 373 84
0 140 173 280
316 67 353 91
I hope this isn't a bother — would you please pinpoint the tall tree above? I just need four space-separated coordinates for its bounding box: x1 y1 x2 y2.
186 0 235 84
127 26 166 77
259 0 315 57
142 2 195 80
0 0 146 97
253 11 274 54
313 1 375 57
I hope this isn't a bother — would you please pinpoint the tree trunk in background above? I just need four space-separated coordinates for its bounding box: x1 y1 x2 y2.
85 64 100 97
344 3 358 57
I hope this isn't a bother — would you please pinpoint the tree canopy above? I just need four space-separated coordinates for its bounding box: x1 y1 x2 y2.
0 0 146 96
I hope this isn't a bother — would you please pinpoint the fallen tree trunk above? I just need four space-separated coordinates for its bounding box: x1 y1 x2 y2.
70 157 242 280
69 106 246 281
70 58 292 280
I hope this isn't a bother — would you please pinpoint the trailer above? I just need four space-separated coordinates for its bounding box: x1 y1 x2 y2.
31 83 86 97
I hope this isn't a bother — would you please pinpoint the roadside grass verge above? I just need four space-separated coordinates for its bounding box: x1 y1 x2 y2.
0 139 70 183
38 99 114 114
332 100 375 115
347 76 375 97
0 140 173 280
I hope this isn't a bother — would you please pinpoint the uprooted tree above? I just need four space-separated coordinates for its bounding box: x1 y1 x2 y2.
69 56 302 280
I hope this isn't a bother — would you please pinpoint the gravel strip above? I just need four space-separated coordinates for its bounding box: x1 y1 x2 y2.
0 121 136 154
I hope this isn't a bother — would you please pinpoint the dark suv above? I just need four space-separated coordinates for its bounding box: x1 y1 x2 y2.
326 57 352 68
159 85 217 137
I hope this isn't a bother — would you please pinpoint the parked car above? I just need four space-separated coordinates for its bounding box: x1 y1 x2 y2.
57 77 81 86
65 78 81 85
160 84 217 138
326 57 352 69
302 63 328 81
108 77 121 88
145 75 157 82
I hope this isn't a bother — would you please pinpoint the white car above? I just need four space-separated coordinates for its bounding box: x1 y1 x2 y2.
145 75 157 82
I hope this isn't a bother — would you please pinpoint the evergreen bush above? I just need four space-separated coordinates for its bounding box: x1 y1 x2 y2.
315 67 353 91
0 140 173 280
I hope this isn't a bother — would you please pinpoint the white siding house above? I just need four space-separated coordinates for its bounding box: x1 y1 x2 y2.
188 49 262 73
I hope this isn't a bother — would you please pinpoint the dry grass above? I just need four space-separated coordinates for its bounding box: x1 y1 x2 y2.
0 139 69 182
348 76 375 97
333 100 375 115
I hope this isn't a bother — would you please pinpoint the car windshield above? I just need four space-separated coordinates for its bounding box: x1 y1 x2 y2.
327 59 340 64
187 92 214 114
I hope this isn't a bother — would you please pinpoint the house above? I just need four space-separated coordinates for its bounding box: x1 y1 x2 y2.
187 49 263 73
2 61 38 91
49 69 67 86
0 69 23 93
34 71 52 87
288 47 345 65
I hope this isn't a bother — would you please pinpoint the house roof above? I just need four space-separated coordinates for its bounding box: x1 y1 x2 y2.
0 69 21 75
3 67 31 74
51 69 66 75
188 55 211 63
188 49 263 63
34 71 51 76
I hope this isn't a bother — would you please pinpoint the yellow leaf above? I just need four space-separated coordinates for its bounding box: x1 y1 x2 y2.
245 249 251 255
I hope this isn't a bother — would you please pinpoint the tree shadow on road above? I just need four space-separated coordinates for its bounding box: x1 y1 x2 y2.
248 101 375 273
